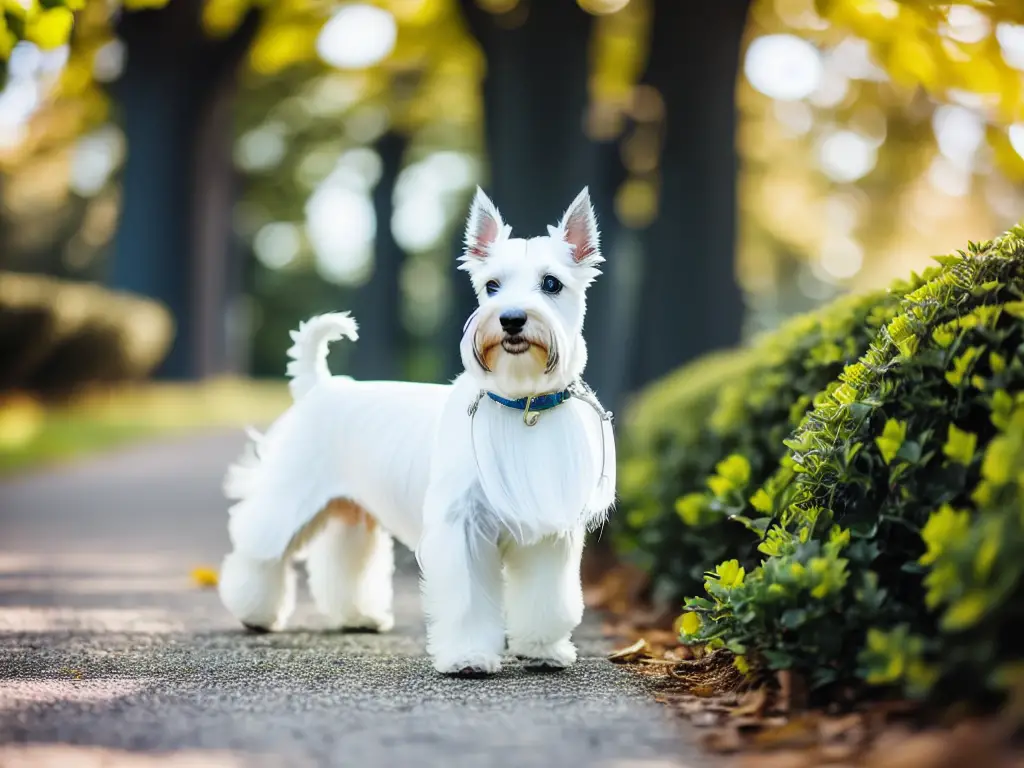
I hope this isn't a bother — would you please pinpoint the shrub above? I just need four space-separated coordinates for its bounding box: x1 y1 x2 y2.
0 272 174 399
617 282 920 602
681 226 1024 702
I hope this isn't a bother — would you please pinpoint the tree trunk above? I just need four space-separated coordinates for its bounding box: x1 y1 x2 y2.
348 132 407 381
107 3 259 378
626 0 751 393
448 0 609 382
581 140 628 411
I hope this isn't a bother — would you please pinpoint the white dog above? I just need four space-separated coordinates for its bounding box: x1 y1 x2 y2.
218 187 616 676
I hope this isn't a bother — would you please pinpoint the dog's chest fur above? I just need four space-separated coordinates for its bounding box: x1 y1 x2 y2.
418 375 611 547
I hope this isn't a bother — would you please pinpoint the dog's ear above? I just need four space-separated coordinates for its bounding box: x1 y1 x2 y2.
549 187 601 266
462 187 508 262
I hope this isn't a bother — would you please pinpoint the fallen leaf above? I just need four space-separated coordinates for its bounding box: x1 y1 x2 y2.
731 750 816 768
730 687 768 718
750 715 820 749
818 712 867 745
700 725 743 754
639 628 681 647
863 731 952 768
607 638 651 664
664 646 696 661
190 566 219 589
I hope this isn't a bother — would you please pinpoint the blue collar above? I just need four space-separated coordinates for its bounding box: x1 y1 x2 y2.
486 389 572 412
486 388 572 426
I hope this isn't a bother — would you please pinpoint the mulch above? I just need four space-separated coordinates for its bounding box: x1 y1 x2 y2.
585 560 1024 768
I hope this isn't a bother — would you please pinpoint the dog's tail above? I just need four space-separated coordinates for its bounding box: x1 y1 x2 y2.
285 312 359 400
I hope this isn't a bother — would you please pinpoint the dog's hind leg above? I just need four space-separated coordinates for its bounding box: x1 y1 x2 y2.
218 551 297 632
503 530 585 670
306 500 395 632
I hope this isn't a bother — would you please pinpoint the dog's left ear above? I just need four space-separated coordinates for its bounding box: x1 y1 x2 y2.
549 187 602 266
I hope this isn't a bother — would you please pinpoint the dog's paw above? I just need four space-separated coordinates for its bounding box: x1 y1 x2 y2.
433 652 502 677
340 611 395 634
512 639 577 671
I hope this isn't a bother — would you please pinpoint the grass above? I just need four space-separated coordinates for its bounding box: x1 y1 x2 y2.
0 378 291 475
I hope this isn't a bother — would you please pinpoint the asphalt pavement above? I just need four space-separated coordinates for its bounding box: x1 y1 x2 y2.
0 431 710 767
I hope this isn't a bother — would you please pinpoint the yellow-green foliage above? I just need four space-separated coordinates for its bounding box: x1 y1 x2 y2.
616 283 916 601
683 225 1024 701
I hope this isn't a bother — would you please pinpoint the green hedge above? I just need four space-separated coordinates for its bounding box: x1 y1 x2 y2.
616 278 926 603
672 226 1024 702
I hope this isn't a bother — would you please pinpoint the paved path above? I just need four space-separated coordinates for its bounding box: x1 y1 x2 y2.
0 432 708 767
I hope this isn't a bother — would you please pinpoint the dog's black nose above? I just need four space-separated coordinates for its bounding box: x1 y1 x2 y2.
499 309 527 335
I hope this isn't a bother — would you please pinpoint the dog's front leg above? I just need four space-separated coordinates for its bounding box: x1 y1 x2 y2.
504 530 584 670
419 512 504 677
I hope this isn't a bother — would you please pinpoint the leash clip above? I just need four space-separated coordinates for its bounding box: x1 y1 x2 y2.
523 396 541 427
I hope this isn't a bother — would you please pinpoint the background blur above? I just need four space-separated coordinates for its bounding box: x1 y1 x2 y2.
1 0 1023 467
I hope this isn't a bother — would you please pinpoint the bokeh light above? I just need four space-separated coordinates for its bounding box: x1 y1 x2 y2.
744 34 822 101
816 130 876 183
305 171 376 285
316 5 397 70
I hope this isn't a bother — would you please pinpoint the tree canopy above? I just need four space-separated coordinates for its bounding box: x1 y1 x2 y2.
1 0 1023 379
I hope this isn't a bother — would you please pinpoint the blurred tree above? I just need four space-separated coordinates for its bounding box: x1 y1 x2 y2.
4 0 1024 390
625 0 752 392
350 131 407 381
110 0 259 378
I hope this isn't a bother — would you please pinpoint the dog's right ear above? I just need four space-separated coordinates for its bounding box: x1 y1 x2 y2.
461 187 508 264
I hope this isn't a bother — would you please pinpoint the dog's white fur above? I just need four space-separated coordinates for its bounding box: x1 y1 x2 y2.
218 187 616 675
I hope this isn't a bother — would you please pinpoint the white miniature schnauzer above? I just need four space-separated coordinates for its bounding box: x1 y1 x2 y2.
218 187 616 676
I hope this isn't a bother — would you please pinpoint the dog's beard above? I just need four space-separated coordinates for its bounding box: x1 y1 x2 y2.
462 310 562 381
476 330 555 375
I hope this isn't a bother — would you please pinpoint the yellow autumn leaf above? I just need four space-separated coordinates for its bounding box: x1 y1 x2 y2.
190 566 219 589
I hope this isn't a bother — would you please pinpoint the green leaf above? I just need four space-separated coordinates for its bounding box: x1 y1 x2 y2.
748 487 771 514
942 424 977 466
780 608 807 629
981 436 1013 485
942 593 989 631
875 418 907 465
761 649 794 669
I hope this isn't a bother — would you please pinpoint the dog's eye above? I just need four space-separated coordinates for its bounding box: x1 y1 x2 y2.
485 280 500 296
540 275 563 295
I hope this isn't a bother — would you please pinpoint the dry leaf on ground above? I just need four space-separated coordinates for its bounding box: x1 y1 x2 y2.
190 566 219 589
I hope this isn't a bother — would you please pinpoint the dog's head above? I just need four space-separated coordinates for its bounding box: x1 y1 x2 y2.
458 187 602 399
